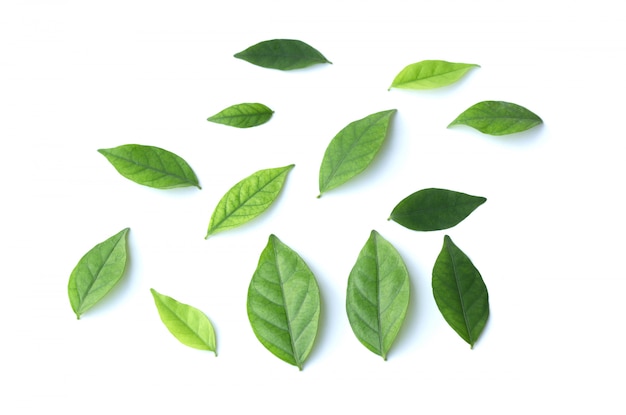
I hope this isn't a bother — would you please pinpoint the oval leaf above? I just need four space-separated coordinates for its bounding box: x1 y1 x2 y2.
346 230 410 360
247 234 321 370
207 102 274 128
98 144 200 189
448 100 543 136
68 228 130 319
150 289 217 355
205 164 294 238
234 39 331 70
389 188 486 231
432 235 489 348
318 109 396 197
389 60 479 90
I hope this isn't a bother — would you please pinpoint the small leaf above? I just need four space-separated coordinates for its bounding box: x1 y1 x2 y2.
207 103 274 128
247 234 321 370
346 230 410 360
205 164 294 238
448 100 543 136
432 235 489 348
318 109 396 197
234 39 331 70
68 228 130 319
150 289 217 355
389 60 479 90
389 188 486 231
98 144 200 189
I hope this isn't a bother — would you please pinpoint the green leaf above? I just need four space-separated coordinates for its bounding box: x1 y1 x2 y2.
389 60 479 90
150 289 217 355
389 188 486 231
432 235 489 348
346 230 410 360
247 234 321 370
318 109 396 197
205 164 294 238
234 39 331 70
448 100 543 136
68 228 130 319
207 102 274 128
98 144 201 189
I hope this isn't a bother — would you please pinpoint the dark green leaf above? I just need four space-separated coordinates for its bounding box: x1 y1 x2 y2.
432 235 489 348
207 102 274 128
389 60 479 90
389 188 486 231
346 230 410 360
68 228 130 319
448 100 543 136
98 144 200 189
234 39 331 70
247 234 321 370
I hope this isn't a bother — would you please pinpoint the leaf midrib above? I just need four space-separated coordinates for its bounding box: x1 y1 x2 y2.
446 240 474 346
102 151 195 186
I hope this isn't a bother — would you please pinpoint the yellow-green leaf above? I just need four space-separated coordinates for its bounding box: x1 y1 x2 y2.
389 60 479 90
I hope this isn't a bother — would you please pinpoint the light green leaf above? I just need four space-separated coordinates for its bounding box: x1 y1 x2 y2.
234 39 331 70
150 289 217 355
389 60 479 90
432 235 489 348
205 164 294 238
247 234 321 370
318 109 396 197
389 188 486 231
68 228 130 319
207 103 274 128
346 230 410 360
98 144 200 189
448 100 543 136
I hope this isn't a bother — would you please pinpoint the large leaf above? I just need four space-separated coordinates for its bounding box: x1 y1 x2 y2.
448 100 543 136
318 109 396 197
205 164 294 238
346 230 410 360
207 102 274 128
234 39 331 70
150 289 217 355
432 235 489 348
68 228 130 319
389 60 479 90
247 234 321 370
98 144 200 189
389 188 486 231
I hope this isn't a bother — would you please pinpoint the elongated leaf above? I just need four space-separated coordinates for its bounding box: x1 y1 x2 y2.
346 230 410 360
389 60 479 90
247 234 321 370
150 289 217 355
389 188 486 231
68 228 130 319
448 100 543 136
234 39 331 70
207 102 274 128
318 109 396 197
205 164 294 238
98 144 200 189
432 235 489 348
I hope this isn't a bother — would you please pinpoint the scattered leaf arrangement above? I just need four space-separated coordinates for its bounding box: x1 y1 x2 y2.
67 39 542 369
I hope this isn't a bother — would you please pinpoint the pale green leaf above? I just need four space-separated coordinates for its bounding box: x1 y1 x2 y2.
234 39 331 70
207 103 274 128
389 60 479 90
448 100 543 136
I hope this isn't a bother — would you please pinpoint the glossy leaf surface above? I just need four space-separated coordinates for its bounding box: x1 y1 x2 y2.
389 60 479 90
346 230 410 360
207 102 274 128
318 109 396 197
389 188 486 231
247 234 321 370
68 228 130 319
205 164 294 238
98 144 200 189
150 289 217 355
432 236 489 348
448 100 543 136
234 39 331 70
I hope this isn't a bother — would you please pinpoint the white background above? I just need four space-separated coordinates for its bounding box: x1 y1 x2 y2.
2 0 625 413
